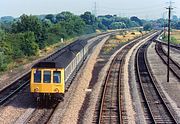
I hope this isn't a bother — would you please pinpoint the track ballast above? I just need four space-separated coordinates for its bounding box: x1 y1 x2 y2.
136 39 178 123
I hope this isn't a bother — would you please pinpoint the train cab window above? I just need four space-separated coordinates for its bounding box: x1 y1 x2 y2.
34 70 41 83
53 71 61 83
43 71 51 83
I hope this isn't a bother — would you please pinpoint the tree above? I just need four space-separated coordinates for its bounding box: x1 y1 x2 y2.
45 14 56 23
130 16 142 26
20 32 39 56
73 17 85 35
120 17 134 28
80 12 109 31
0 51 8 71
56 11 74 22
143 23 152 31
0 29 5 41
42 19 53 28
83 25 96 34
0 31 11 71
59 15 85 36
12 14 48 49
80 12 97 26
172 15 178 21
0 16 14 22
12 14 41 33
156 18 166 27
109 22 126 29
104 15 113 19
98 22 107 30
100 18 113 29
176 21 180 29
131 21 139 27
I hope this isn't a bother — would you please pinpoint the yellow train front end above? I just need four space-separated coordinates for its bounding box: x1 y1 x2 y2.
30 68 65 99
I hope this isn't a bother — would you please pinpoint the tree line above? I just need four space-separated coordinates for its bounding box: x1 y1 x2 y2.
0 11 165 71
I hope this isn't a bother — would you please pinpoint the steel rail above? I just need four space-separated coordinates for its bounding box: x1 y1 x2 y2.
136 40 178 123
0 74 30 105
155 42 180 80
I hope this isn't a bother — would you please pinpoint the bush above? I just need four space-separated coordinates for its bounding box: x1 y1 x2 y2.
143 23 152 31
20 32 39 56
163 35 178 44
131 32 135 35
0 53 9 71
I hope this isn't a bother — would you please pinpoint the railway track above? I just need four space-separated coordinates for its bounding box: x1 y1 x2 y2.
13 34 114 124
155 39 180 50
96 32 158 124
14 99 59 124
25 36 113 124
0 33 111 106
136 40 178 123
97 49 124 124
0 72 30 105
26 100 59 124
155 42 180 80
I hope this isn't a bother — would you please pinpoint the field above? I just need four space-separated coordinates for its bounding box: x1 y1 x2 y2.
102 30 145 54
171 30 180 44
162 30 180 45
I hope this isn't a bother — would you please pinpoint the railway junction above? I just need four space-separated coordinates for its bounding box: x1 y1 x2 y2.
0 30 180 124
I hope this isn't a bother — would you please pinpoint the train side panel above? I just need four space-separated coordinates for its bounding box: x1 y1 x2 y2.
30 37 92 98
64 48 86 82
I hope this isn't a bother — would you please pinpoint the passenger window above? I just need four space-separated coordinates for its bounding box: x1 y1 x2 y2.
43 71 51 83
34 70 41 83
53 71 61 83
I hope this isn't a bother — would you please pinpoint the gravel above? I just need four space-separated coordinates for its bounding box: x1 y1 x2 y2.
60 36 110 124
47 36 110 124
0 33 163 124
81 33 157 124
0 65 31 91
122 35 154 124
162 45 180 63
128 42 147 124
0 87 35 124
147 42 180 123
0 35 109 124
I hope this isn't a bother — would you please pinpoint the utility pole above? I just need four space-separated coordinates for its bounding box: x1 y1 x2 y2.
162 12 166 38
166 1 173 82
164 22 166 38
94 2 97 17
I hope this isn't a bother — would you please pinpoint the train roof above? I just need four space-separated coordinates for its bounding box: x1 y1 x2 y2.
33 39 88 68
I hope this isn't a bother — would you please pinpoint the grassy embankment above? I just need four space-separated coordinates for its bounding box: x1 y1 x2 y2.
162 30 180 45
0 37 76 75
0 30 101 75
102 30 144 54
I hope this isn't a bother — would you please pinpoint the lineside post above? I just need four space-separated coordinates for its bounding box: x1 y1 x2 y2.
166 4 173 82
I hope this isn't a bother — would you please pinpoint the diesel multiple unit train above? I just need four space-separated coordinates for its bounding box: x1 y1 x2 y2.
30 34 110 100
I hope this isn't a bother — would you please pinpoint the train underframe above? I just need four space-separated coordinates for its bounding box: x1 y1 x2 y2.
32 92 64 103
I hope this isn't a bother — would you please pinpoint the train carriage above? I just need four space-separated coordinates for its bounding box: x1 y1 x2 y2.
30 40 88 100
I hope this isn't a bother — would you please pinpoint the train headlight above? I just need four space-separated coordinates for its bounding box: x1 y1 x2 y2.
54 88 59 93
34 87 39 92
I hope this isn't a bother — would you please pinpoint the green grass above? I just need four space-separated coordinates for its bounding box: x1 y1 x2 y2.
162 30 180 45
171 30 180 44
162 35 179 45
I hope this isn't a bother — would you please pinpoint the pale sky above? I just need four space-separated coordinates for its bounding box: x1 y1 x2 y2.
0 0 180 19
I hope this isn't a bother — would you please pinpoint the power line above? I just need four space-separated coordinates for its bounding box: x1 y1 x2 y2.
99 6 163 13
99 3 164 11
98 5 164 18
